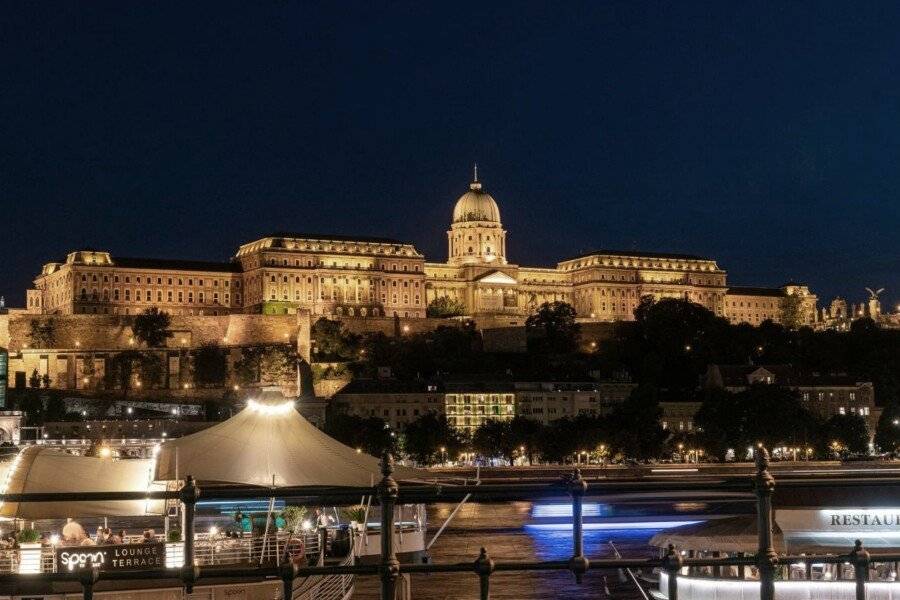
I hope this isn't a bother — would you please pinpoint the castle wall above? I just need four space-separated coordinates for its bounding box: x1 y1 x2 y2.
335 316 463 336
1 313 299 352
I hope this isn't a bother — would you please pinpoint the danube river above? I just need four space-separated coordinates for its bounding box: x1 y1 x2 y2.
353 501 681 600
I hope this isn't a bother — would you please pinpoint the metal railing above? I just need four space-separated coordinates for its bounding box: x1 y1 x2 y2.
1 447 900 599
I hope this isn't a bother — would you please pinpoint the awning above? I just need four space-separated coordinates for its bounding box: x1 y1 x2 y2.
0 447 164 520
155 389 428 487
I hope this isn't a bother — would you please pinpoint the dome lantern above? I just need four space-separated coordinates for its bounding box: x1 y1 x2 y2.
447 166 507 265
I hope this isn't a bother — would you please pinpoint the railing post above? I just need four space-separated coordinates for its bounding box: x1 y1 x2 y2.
377 453 400 600
79 567 99 600
661 544 682 600
564 469 589 583
180 474 200 594
474 547 495 600
319 526 327 565
850 539 869 600
280 561 298 600
753 447 777 600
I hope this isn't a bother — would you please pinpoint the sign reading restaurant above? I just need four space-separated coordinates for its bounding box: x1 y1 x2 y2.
777 509 900 533
56 542 164 572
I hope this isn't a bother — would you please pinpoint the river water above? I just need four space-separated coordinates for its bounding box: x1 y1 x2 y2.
353 501 661 600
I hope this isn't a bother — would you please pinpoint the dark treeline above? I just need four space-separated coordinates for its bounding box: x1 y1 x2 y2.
318 298 900 463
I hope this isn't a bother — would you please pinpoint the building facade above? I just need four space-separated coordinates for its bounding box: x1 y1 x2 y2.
725 284 818 327
27 173 816 326
331 379 636 433
704 364 877 429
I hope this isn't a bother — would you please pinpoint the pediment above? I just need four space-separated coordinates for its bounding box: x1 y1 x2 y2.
474 270 518 285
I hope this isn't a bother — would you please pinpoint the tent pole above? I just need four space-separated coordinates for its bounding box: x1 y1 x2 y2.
260 474 276 566
361 495 372 548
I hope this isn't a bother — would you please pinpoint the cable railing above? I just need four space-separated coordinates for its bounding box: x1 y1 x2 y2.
1 448 900 599
292 555 354 600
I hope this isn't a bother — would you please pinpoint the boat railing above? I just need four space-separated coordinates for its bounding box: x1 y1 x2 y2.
2 448 900 600
0 531 322 574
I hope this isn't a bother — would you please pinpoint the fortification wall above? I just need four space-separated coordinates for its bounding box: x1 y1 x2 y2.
335 316 462 336
1 313 299 351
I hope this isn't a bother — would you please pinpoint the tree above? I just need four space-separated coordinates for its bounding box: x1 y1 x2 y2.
234 345 296 386
875 402 900 454
28 369 41 389
780 293 804 330
693 388 745 460
472 419 517 465
821 414 870 455
41 373 51 388
259 346 296 386
426 296 467 318
192 343 229 388
105 351 163 397
324 412 398 457
695 385 819 460
608 385 666 461
132 308 172 347
403 412 466 465
508 416 543 464
534 416 606 463
27 319 56 348
311 318 359 361
525 301 580 354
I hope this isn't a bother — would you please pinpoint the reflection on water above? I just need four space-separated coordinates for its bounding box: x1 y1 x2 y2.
353 502 660 600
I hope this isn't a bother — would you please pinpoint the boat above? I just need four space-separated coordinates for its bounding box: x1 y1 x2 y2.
650 509 900 599
0 387 433 599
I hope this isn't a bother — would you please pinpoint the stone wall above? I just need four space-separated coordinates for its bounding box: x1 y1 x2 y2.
335 316 463 336
0 313 300 351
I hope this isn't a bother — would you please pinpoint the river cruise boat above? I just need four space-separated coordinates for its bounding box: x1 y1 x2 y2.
651 509 900 600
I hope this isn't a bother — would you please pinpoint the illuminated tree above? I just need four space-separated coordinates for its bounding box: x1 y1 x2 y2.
27 319 56 348
779 293 804 330
426 296 467 318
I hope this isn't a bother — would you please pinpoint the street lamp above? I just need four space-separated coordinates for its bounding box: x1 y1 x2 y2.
440 446 446 464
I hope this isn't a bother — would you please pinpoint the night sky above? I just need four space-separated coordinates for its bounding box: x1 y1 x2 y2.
2 2 898 310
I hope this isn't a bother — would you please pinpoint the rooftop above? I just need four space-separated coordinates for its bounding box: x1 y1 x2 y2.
708 364 869 388
113 257 242 273
267 232 408 245
563 249 712 263
727 286 785 297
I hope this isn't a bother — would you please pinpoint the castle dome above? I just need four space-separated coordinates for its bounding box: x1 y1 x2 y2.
452 179 500 224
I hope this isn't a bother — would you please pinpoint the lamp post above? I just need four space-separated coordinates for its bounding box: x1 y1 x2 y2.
439 446 446 465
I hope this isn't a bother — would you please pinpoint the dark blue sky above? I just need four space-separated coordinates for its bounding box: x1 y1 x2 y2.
2 2 898 309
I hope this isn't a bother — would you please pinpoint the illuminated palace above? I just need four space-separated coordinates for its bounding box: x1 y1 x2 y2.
26 173 817 326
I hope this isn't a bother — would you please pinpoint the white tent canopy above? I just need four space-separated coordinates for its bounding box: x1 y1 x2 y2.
0 447 163 520
155 389 427 487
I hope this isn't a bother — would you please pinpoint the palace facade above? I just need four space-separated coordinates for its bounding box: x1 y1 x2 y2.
26 173 816 326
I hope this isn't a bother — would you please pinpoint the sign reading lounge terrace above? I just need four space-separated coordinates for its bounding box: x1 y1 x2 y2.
56 542 164 572
777 509 900 533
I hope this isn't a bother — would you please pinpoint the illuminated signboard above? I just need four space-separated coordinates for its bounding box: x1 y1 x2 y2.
56 542 164 572
778 509 900 533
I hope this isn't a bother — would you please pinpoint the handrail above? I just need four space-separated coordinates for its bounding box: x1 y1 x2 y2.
0 449 899 599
